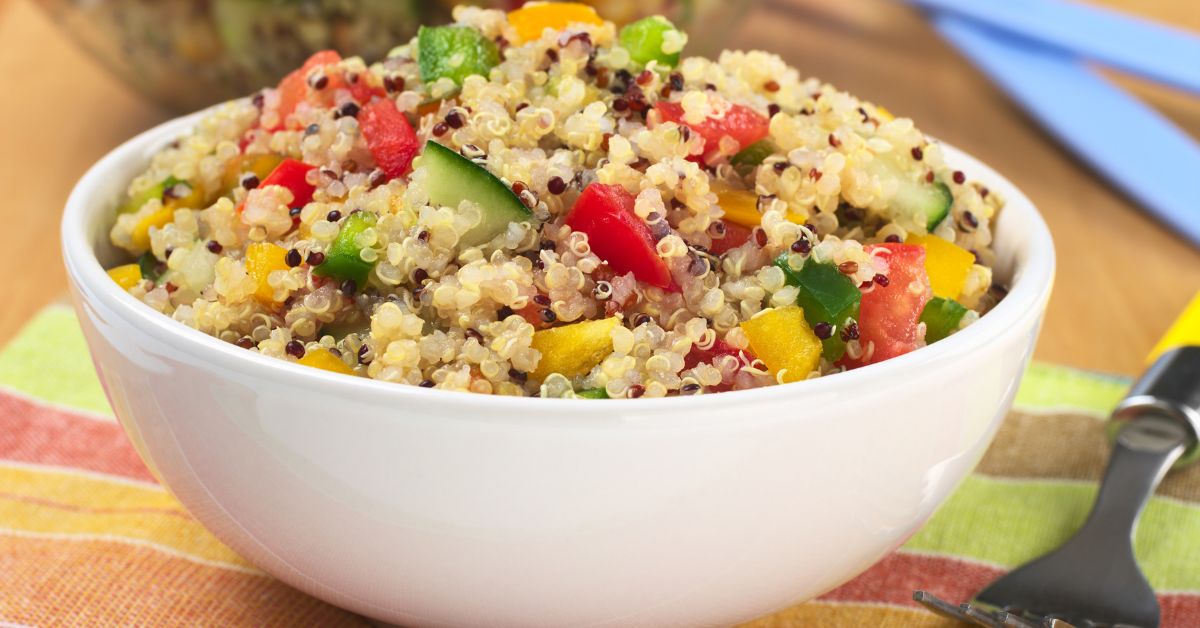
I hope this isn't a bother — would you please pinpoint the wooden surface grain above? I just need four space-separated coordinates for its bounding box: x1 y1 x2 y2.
1 0 1198 375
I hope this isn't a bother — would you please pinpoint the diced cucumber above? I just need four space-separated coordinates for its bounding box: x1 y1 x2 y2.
421 140 533 246
775 255 861 361
417 25 500 86
314 211 377 285
920 296 968 343
730 139 777 176
618 15 685 67
118 176 181 215
867 154 952 232
576 387 609 399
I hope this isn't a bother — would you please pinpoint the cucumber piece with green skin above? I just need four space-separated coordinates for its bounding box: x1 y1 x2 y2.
118 176 182 215
920 296 968 343
314 211 377 285
731 139 777 176
421 141 533 247
867 154 953 232
618 15 684 68
775 255 861 361
417 25 500 87
576 387 609 399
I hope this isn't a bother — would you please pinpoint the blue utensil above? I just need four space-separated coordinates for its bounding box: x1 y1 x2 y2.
907 0 1200 94
927 12 1200 246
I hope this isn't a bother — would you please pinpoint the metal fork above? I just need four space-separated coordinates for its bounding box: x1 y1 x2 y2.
916 346 1200 628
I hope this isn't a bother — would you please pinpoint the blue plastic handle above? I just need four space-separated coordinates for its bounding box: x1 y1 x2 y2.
907 0 1200 94
933 14 1200 246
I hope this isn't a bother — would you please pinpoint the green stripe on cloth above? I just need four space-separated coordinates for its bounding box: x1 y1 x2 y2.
906 475 1200 591
0 305 111 416
1012 361 1129 417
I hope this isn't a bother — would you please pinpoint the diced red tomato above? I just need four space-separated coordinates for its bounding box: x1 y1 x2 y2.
360 98 419 179
655 101 770 160
683 338 751 391
565 184 677 292
273 50 343 131
237 158 317 213
706 221 752 255
842 243 932 367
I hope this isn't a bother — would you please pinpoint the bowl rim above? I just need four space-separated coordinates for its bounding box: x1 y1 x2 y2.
61 110 1056 421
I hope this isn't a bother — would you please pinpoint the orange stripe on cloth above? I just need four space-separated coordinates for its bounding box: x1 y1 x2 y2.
0 388 153 483
0 464 250 571
812 550 1200 628
742 600 954 627
0 534 367 627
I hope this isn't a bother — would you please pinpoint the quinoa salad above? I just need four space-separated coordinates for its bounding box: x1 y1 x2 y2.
105 3 1006 399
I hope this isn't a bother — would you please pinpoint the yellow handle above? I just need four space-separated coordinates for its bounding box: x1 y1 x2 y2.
1147 290 1200 364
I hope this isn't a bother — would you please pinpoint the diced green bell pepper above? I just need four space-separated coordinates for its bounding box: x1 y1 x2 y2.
775 255 862 361
920 296 968 343
314 211 377 285
618 16 684 67
576 387 609 399
730 140 777 176
417 25 500 87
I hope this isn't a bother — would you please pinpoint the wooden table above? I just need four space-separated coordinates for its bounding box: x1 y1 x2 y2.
1 0 1197 376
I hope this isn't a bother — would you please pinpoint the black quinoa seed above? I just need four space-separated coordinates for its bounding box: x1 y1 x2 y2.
628 384 646 398
304 123 320 136
633 313 652 327
306 251 325 266
418 379 435 388
791 238 811 254
445 109 465 128
337 102 360 118
540 308 557 323
545 48 559 63
533 294 551 306
285 340 306 359
962 211 979 229
383 75 405 93
768 103 781 118
236 337 255 349
251 92 265 109
911 146 924 160
873 273 890 286
432 122 449 136
953 170 966 184
285 248 302 267
206 240 223 254
838 261 859 275
417 230 430 242
340 279 357 295
412 268 429 282
547 176 567 194
773 162 788 173
466 328 484 342
681 383 702 394
840 322 860 342
813 322 833 339
539 239 556 251
885 234 902 243
669 72 684 91
241 174 260 190
508 368 528 383
326 210 342 222
310 74 328 90
498 305 514 319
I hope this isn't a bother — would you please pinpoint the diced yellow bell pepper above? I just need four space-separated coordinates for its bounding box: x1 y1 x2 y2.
245 242 291 304
169 180 209 210
531 316 620 381
106 264 143 290
130 206 176 251
712 182 805 228
298 348 357 375
740 305 822 383
908 233 974 300
221 153 284 196
875 105 894 122
508 2 604 43
1147 291 1200 364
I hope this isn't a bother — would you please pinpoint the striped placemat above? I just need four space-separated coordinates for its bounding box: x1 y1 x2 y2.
2 306 1197 626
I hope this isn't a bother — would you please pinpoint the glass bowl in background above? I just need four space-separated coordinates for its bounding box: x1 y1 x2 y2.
34 0 758 112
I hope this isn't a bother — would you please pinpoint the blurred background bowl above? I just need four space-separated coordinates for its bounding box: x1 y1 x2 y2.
32 0 758 112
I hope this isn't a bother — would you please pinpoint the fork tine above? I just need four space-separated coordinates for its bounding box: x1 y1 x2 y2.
913 591 979 624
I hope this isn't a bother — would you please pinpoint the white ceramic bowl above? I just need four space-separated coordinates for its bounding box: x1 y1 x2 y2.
62 112 1054 627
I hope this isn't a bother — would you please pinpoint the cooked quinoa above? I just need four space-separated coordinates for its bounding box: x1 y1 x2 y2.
106 3 1005 399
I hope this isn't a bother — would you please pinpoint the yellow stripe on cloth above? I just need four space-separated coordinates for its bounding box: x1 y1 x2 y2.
742 600 955 627
0 463 252 571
